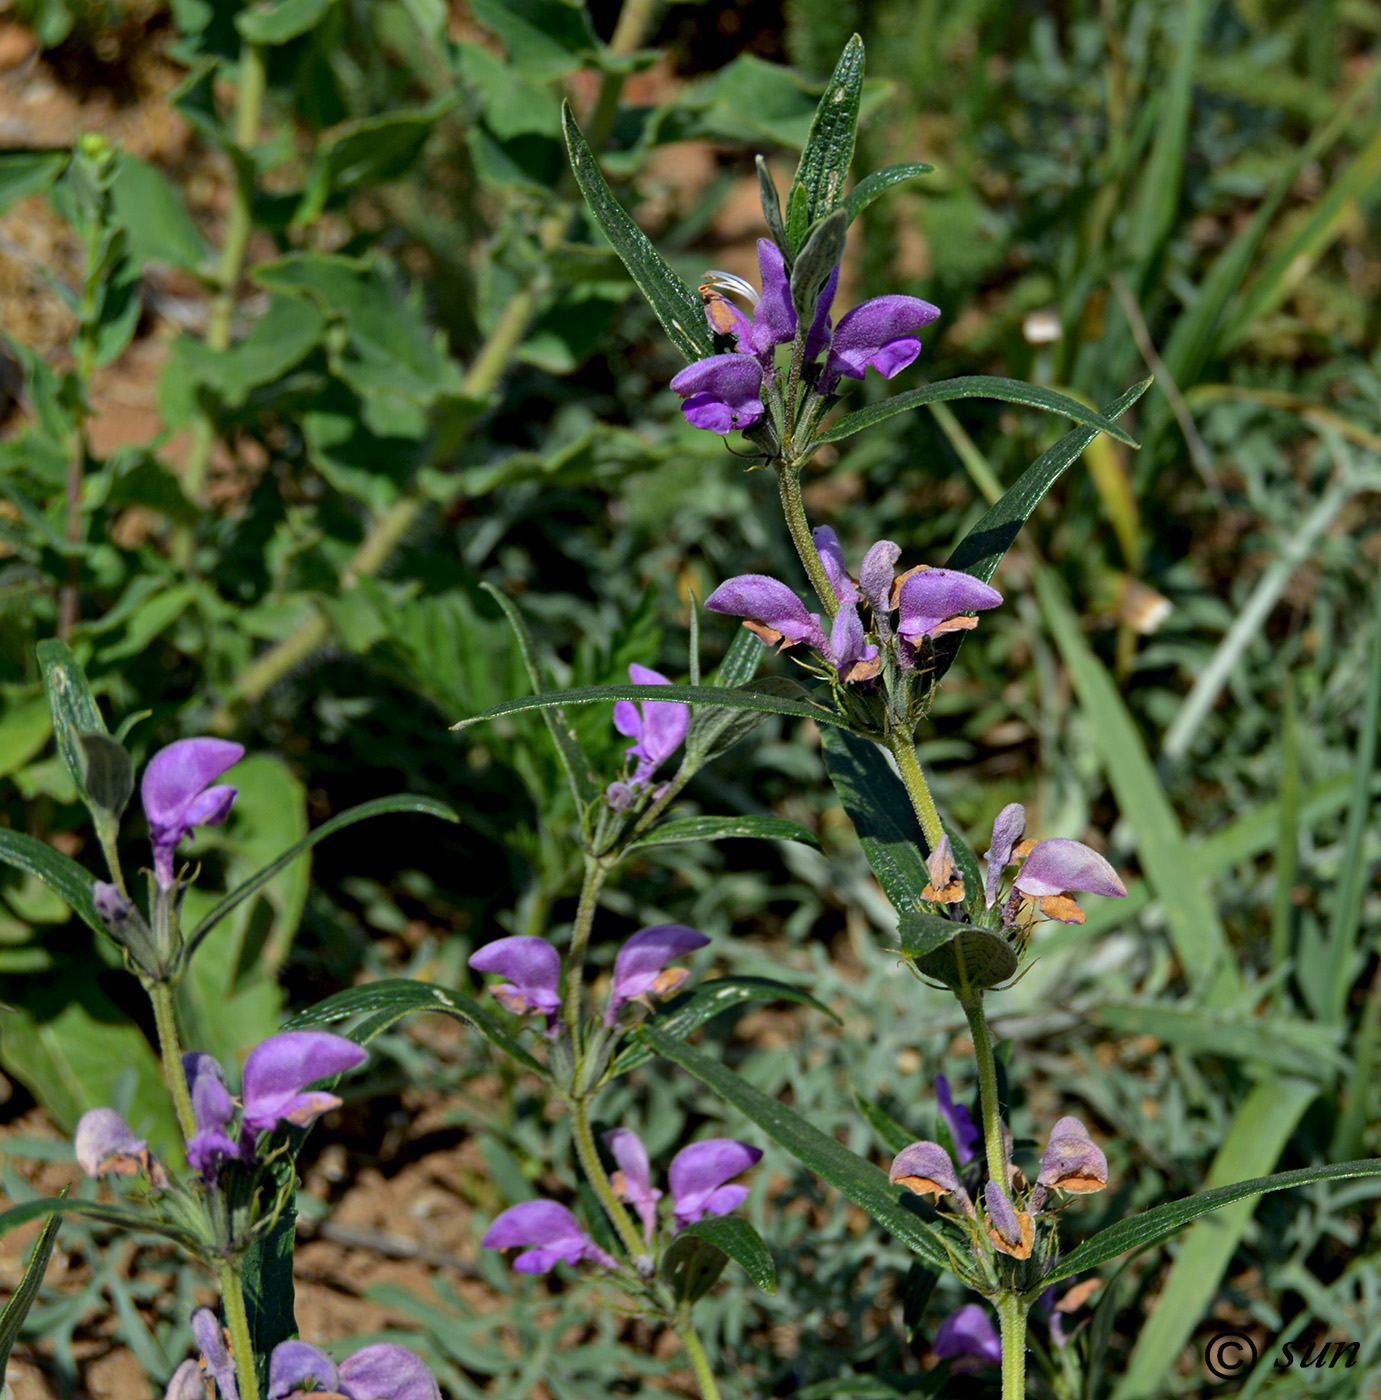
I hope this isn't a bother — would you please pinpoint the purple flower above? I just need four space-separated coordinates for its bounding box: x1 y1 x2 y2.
604 923 709 1025
984 804 1127 925
184 1052 242 1179
611 663 690 796
670 353 767 434
605 1127 663 1242
984 1180 1034 1259
162 1360 207 1400
141 738 244 890
1034 1116 1108 1199
74 1107 167 1188
935 1075 980 1166
668 1138 762 1228
469 936 562 1032
268 1341 439 1400
888 1140 963 1201
239 1031 366 1136
934 1304 1002 1373
481 1200 619 1274
816 292 941 395
705 574 830 654
895 568 1003 646
191 1309 239 1400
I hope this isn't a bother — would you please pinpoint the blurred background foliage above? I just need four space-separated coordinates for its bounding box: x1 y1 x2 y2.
0 0 1378 1396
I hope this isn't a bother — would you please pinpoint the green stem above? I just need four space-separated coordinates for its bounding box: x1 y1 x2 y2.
886 728 946 854
148 981 196 1142
675 1316 724 1400
996 1291 1029 1400
562 856 609 1040
570 1094 649 1264
774 463 838 617
216 1260 263 1400
960 990 1008 1193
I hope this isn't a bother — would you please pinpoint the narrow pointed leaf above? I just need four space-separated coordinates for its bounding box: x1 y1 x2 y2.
842 162 934 225
818 376 1141 446
36 638 107 795
0 1197 202 1251
611 976 837 1076
641 1026 966 1278
0 1204 63 1389
684 677 806 764
454 682 852 734
283 977 546 1077
77 733 134 819
660 1230 729 1304
679 1215 775 1293
185 796 459 955
627 815 819 851
791 208 847 318
710 624 766 690
785 34 865 247
481 582 597 807
563 104 715 364
756 155 790 266
1045 1157 1381 1286
0 829 103 936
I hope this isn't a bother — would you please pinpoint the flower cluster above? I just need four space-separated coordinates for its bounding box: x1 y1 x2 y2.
74 1032 366 1189
468 923 709 1036
708 526 1002 688
889 1113 1108 1263
669 240 940 435
605 663 689 812
167 1310 439 1400
482 1129 761 1274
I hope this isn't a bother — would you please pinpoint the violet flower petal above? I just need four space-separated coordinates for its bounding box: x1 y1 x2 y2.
606 923 709 1024
821 295 940 389
605 1127 663 1241
888 1140 960 1197
163 1360 208 1400
141 737 244 888
469 936 562 1019
705 575 830 655
811 525 860 606
481 1200 617 1273
828 603 877 678
668 1139 762 1226
191 1308 239 1400
984 1180 1023 1246
935 1074 980 1166
934 1304 1002 1370
1015 839 1126 901
1037 1116 1108 1193
338 1344 441 1400
623 663 689 783
803 264 839 364
670 355 765 434
859 540 901 620
984 802 1028 907
750 238 797 355
240 1031 366 1136
74 1108 146 1179
268 1341 339 1398
896 568 1003 641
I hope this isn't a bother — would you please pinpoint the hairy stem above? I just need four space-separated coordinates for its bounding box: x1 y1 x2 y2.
216 1260 263 1400
960 990 1008 1192
775 463 838 617
996 1292 1029 1400
148 981 196 1142
562 856 609 1040
886 729 946 854
184 41 266 503
675 1316 724 1400
570 1094 649 1264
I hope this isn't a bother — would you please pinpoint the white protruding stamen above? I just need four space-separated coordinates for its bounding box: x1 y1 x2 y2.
700 270 760 306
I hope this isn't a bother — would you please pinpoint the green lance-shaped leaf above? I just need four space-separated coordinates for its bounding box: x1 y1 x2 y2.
611 976 837 1077
683 677 806 765
481 582 597 808
240 1160 297 1394
641 1026 969 1280
454 682 854 736
36 638 107 796
842 162 934 226
0 829 103 937
817 376 1142 447
0 1204 63 1390
627 815 820 852
790 208 847 319
236 0 338 44
785 34 865 249
756 156 791 267
664 1215 776 1302
283 978 546 1077
0 149 69 219
1043 1158 1381 1287
900 911 1017 991
184 796 458 959
77 733 133 820
562 104 715 365
930 376 1152 688
0 1196 203 1251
